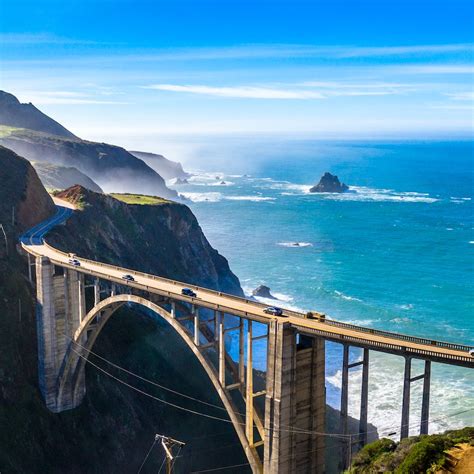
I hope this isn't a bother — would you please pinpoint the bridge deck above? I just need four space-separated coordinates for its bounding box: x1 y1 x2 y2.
23 241 474 368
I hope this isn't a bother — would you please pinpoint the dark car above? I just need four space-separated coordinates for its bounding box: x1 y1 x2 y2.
181 288 197 298
122 274 135 282
264 306 284 316
68 258 80 266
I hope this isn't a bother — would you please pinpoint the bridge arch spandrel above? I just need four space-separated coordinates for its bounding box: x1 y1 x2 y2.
58 294 262 473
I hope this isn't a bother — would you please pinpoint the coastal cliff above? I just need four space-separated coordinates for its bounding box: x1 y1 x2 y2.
48 186 243 295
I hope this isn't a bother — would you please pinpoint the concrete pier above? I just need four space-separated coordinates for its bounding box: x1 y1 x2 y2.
263 322 325 473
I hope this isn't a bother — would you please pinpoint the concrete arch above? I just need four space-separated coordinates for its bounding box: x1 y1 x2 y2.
57 294 262 472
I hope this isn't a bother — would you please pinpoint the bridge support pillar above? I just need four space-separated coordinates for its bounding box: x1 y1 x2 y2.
264 323 325 473
401 357 412 439
35 257 87 412
420 361 431 435
359 348 369 447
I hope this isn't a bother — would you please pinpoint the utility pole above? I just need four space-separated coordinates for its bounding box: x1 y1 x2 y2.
157 434 185 474
0 224 8 256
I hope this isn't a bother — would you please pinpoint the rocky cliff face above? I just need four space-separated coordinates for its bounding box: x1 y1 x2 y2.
0 90 76 138
130 150 190 180
48 185 243 295
0 145 56 233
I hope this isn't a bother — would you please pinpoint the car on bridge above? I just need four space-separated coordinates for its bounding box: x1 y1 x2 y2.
68 258 80 266
181 288 197 298
264 306 284 316
470 349 474 357
121 274 135 282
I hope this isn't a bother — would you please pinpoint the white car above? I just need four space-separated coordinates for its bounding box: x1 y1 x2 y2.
68 258 80 266
469 349 474 357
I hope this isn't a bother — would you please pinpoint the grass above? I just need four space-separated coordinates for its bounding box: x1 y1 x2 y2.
0 125 21 138
110 193 170 205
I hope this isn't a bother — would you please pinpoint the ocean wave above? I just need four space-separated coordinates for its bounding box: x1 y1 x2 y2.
334 290 363 302
277 241 313 248
320 186 439 203
210 180 234 186
181 192 222 202
225 195 275 202
182 192 276 203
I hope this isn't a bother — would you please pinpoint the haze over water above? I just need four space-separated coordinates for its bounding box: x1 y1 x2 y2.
167 137 474 437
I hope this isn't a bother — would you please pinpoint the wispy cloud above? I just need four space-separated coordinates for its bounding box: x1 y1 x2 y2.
145 83 404 100
145 84 326 99
16 90 128 105
445 91 474 101
0 33 101 45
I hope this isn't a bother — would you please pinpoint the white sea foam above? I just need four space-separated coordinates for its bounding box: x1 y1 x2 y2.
470 241 474 244
181 192 222 202
334 290 363 302
210 180 234 186
321 186 439 203
277 241 313 248
225 195 275 202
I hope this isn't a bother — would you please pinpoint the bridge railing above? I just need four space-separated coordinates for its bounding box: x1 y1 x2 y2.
297 326 474 365
27 241 474 355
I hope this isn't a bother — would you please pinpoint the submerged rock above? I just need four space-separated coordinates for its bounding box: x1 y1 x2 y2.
310 172 348 193
252 285 277 299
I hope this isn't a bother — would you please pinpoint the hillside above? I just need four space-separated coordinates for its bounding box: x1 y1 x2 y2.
0 124 178 200
0 91 179 200
0 90 77 139
32 161 103 193
347 428 474 474
130 150 190 180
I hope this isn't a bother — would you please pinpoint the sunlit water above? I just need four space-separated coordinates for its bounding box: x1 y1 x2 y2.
167 138 474 437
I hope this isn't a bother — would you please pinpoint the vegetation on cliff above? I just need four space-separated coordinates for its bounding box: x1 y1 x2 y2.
347 427 474 473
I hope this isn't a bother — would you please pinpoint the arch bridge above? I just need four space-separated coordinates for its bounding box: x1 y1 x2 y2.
21 213 474 474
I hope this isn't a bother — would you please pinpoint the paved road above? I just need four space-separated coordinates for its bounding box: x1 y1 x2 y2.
21 205 474 367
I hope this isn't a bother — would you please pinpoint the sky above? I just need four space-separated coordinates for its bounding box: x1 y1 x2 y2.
0 0 473 145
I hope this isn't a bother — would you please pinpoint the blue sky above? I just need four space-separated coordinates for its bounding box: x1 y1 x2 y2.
0 0 473 144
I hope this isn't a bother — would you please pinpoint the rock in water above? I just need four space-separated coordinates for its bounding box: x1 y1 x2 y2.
252 285 276 299
310 172 348 193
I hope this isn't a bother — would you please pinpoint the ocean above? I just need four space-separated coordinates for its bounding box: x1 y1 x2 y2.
166 137 474 438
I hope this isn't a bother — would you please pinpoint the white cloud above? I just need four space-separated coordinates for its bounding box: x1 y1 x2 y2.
145 84 326 99
393 65 474 75
15 90 128 105
145 83 404 100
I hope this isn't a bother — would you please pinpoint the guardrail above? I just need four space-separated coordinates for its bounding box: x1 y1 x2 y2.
23 241 474 357
297 326 474 366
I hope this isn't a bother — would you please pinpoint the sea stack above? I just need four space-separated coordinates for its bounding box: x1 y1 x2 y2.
310 172 348 193
252 285 277 299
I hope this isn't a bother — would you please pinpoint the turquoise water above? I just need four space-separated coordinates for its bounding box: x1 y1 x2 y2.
168 138 474 436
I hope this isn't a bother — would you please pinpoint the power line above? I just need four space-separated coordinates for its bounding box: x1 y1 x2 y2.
74 344 350 439
70 338 245 416
190 462 250 473
137 435 159 474
71 347 239 425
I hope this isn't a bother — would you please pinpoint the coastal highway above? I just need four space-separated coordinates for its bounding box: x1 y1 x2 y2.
21 206 474 368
